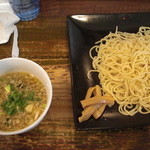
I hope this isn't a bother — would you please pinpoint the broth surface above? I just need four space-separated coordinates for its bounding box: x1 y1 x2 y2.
0 72 47 131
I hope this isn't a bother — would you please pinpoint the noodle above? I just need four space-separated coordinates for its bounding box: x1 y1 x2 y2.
89 26 150 116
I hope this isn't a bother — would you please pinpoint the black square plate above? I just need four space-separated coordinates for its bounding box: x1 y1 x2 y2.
67 12 150 130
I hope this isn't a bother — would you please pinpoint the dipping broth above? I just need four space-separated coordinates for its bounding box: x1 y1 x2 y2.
0 72 47 131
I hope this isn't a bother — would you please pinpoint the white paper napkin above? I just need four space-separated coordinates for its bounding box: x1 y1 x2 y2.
0 0 20 57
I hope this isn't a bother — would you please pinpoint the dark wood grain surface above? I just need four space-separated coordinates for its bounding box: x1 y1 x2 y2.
0 0 150 149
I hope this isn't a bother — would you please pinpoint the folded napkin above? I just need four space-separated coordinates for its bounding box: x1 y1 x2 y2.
0 0 20 57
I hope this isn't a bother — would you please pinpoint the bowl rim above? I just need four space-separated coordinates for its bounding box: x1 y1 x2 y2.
0 57 53 135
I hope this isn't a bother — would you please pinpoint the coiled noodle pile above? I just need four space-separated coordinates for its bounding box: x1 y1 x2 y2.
89 27 150 116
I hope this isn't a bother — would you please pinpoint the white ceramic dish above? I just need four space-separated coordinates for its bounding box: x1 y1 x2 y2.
0 57 53 135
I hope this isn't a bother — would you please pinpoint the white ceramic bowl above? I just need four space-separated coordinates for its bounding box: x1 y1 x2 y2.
0 57 53 135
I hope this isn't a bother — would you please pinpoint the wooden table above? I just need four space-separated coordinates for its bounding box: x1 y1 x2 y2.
0 0 150 149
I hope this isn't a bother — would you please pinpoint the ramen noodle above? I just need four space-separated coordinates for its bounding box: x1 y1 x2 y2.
88 26 150 116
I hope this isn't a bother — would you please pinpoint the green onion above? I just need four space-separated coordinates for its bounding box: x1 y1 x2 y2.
1 84 41 116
